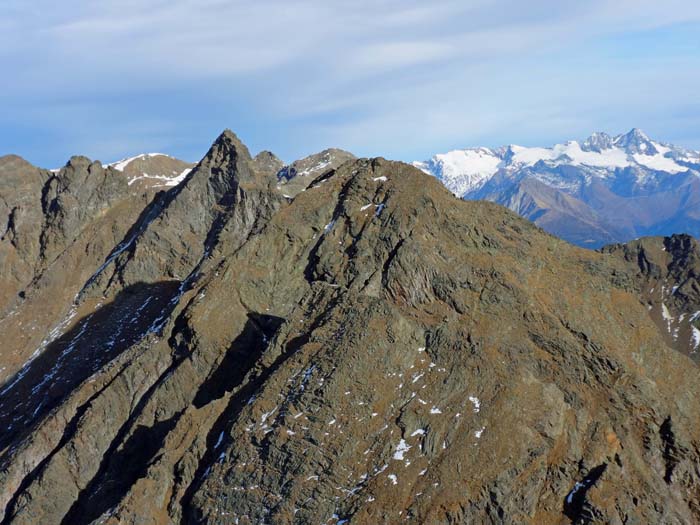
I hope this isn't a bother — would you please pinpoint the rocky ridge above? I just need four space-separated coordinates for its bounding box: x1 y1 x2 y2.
105 153 195 190
1 131 700 524
275 148 356 197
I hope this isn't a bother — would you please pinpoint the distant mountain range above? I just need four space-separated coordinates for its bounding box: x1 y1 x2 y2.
414 129 700 247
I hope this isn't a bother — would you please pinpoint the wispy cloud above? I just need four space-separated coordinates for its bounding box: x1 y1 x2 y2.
0 0 698 165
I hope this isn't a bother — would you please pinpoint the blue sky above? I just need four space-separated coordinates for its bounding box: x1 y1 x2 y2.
1 0 699 167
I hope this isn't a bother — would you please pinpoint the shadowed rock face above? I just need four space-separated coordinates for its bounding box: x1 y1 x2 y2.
2 132 700 525
601 234 700 359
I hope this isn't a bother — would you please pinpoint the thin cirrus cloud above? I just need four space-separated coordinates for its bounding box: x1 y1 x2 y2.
0 0 699 167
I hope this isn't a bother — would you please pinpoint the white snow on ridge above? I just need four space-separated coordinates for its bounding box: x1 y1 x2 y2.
434 149 502 179
106 152 193 188
127 168 192 188
163 168 192 186
296 160 330 177
108 153 172 172
415 130 697 197
633 152 687 173
510 141 631 169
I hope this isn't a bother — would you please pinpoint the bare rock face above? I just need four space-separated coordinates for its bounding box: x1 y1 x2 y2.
1 133 700 525
252 151 285 178
601 234 700 359
0 155 49 310
40 156 129 263
78 129 285 298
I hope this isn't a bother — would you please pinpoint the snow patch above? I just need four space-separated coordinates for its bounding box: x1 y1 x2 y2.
108 153 172 172
468 395 481 413
691 326 700 351
393 439 411 460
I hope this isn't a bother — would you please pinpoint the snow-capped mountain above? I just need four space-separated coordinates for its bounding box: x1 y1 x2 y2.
414 129 700 247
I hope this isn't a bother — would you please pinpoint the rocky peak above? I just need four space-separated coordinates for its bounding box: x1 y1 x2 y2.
77 130 285 297
194 129 266 190
613 128 658 155
0 156 48 310
40 156 128 263
277 148 355 182
251 150 284 178
0 154 41 173
582 131 614 152
209 129 252 160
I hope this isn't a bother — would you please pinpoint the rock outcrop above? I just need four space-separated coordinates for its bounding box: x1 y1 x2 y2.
276 148 356 197
602 234 700 359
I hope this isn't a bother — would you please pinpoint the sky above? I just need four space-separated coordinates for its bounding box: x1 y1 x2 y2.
1 0 699 167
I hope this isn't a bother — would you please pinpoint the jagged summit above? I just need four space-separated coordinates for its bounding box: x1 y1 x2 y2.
2 130 700 524
612 127 658 154
201 129 253 171
212 128 249 152
581 131 614 152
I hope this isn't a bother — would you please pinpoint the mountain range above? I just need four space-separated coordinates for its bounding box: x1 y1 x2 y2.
1 131 700 523
414 129 700 247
